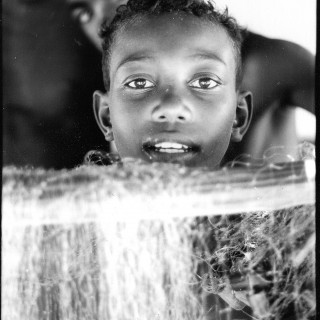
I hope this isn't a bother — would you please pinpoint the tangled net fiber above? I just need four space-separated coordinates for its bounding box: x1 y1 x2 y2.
2 145 315 320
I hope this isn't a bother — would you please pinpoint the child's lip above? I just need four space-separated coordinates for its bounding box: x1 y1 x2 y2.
141 136 201 163
142 137 200 153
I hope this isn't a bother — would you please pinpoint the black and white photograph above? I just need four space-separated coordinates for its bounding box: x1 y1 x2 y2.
2 0 316 319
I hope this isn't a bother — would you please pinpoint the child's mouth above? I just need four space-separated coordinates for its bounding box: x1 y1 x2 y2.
152 142 192 153
142 140 200 163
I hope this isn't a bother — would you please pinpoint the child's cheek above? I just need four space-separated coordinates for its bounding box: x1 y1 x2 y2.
117 91 156 117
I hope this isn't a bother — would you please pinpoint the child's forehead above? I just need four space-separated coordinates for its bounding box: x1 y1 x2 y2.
113 13 234 52
110 13 236 70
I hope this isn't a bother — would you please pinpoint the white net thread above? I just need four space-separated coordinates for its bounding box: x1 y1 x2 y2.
2 142 315 320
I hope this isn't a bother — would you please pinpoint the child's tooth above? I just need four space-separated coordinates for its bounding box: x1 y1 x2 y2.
155 142 178 148
154 142 188 149
159 149 184 153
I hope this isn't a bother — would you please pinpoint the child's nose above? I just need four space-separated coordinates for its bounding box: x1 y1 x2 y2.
151 90 192 123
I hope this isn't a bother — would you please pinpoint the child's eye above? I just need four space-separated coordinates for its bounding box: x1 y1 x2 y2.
69 4 92 24
125 79 155 89
189 77 219 89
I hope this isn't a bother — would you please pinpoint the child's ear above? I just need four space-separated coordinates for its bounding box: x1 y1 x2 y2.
231 91 253 142
93 90 114 142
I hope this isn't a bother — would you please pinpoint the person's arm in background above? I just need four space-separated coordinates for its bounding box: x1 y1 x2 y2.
223 31 315 163
241 32 315 117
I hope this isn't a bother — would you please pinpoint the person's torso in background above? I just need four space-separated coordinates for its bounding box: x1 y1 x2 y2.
3 0 106 169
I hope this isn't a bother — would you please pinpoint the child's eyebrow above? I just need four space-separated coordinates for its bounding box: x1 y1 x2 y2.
115 52 155 72
187 50 227 66
114 49 227 74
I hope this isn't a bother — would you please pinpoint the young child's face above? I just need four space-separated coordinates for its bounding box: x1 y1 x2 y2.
95 13 251 168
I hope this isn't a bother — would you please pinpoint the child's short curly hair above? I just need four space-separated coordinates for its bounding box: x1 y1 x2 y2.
99 0 244 91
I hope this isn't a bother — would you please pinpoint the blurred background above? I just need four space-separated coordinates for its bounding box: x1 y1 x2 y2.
214 0 316 54
2 0 316 169
3 0 106 169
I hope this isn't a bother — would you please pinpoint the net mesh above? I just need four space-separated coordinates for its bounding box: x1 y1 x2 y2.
2 143 315 320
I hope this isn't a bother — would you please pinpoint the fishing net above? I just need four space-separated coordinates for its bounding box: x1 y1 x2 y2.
2 143 315 320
